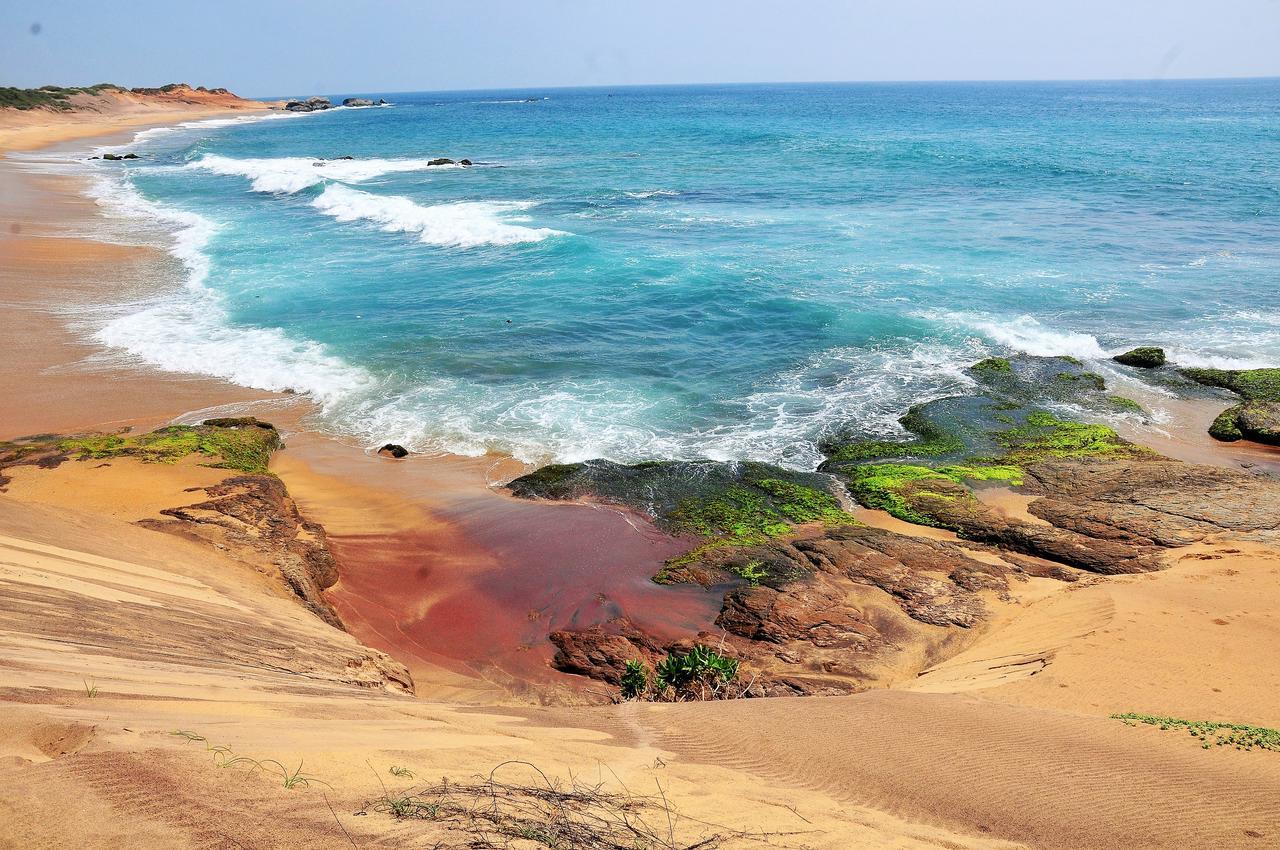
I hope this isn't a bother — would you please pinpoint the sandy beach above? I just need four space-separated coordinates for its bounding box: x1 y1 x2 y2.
2 100 1280 849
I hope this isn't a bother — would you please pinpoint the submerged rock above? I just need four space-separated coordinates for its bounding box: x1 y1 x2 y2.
1114 346 1166 368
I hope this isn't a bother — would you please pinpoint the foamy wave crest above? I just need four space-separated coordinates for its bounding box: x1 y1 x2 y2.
925 311 1109 359
325 339 984 469
188 154 459 194
625 189 681 199
87 174 373 406
311 184 567 248
95 112 306 155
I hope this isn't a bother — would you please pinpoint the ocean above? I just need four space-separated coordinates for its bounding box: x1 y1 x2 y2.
78 79 1280 468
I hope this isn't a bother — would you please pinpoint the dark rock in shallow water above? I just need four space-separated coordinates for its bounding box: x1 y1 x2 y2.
1210 401 1280 444
459 159 472 166
202 416 276 431
1181 367 1280 402
508 458 847 545
1114 346 1166 368
377 443 409 459
341 98 373 107
285 96 335 112
427 158 455 166
335 155 354 160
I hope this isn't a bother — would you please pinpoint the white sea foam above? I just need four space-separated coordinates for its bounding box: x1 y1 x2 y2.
625 189 681 199
86 172 373 406
94 111 307 155
311 184 566 248
188 153 458 194
925 311 1110 358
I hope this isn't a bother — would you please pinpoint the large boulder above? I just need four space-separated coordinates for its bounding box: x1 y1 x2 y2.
1113 346 1166 368
1210 401 1280 444
341 97 374 107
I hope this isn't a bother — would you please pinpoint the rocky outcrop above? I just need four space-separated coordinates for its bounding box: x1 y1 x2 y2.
1210 401 1280 444
377 443 409 458
285 96 335 112
1113 347 1166 368
522 353 1280 698
139 474 344 628
341 97 374 107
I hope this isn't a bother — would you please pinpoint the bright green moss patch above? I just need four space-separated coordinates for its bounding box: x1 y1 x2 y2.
993 412 1143 466
1181 368 1280 402
1107 395 1144 413
844 464 962 527
59 421 280 473
751 478 854 526
972 357 1013 374
844 462 1024 527
1112 713 1280 752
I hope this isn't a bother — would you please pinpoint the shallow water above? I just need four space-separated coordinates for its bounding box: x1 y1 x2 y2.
74 80 1280 468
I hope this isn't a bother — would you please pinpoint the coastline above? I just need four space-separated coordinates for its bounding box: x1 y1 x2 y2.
3 105 1280 848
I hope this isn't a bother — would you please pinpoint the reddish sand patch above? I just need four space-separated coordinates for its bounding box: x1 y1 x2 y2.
275 437 724 693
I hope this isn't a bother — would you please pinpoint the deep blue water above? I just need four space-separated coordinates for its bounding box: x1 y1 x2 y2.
82 80 1280 466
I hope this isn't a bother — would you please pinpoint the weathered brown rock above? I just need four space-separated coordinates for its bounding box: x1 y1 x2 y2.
139 474 345 629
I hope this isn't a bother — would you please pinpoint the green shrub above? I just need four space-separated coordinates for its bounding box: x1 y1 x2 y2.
654 645 739 693
620 660 649 699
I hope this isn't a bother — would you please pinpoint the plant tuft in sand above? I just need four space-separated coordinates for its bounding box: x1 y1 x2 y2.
1112 713 1280 752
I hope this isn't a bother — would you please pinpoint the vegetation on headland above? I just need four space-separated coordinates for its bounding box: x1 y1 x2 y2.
58 418 280 474
1112 713 1280 752
0 83 122 110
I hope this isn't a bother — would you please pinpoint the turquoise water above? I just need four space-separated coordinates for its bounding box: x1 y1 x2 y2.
86 80 1280 467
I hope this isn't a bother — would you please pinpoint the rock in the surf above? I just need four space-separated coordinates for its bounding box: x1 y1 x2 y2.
1113 347 1166 368
377 443 409 459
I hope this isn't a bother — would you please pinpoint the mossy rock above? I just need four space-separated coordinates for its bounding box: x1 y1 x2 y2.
1113 347 1166 369
59 420 281 473
508 458 857 552
971 357 1013 374
1209 401 1280 445
1181 368 1280 402
1107 396 1144 414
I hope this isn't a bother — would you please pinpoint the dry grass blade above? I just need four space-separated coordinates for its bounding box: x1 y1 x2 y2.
360 760 745 849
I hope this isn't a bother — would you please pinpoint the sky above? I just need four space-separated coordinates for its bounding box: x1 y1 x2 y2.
3 0 1279 97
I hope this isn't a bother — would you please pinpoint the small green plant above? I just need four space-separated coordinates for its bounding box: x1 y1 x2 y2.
389 765 415 779
728 560 768 586
620 660 650 700
1111 713 1280 751
83 679 99 698
654 645 739 694
171 730 330 788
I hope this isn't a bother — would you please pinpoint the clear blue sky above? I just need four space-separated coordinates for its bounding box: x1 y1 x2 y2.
3 0 1278 97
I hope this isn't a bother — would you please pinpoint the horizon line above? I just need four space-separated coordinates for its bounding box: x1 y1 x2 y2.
250 73 1280 100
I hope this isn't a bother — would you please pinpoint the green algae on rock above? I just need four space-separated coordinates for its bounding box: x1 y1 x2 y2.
508 458 856 552
1208 401 1280 445
1113 347 1166 368
1181 367 1280 402
58 418 281 473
